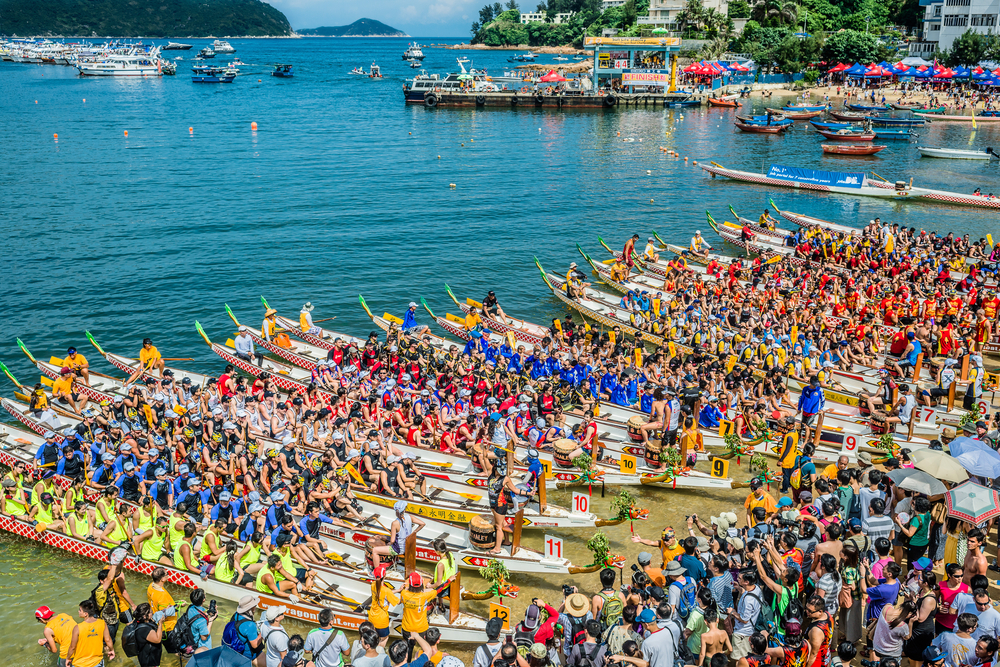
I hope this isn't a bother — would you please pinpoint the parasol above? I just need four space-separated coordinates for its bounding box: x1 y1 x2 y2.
911 449 970 484
945 480 1000 523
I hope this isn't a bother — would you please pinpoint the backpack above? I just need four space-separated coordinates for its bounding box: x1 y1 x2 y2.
671 577 698 621
847 490 863 520
597 591 624 632
744 592 776 635
121 620 149 658
567 614 589 646
222 613 258 658
577 642 604 667
166 607 207 657
664 619 696 666
89 584 121 627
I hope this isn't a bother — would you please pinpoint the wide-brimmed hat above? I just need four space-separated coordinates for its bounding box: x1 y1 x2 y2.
264 308 277 317
664 561 686 577
565 593 590 617
302 302 315 312
530 644 547 659
237 595 260 613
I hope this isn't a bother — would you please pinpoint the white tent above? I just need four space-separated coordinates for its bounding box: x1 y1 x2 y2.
900 56 933 67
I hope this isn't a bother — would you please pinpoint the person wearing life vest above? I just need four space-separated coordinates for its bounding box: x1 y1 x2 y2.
261 308 279 342
299 302 320 334
29 492 65 532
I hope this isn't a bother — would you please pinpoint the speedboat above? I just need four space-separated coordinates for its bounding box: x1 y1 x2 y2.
553 55 568 61
917 146 999 160
408 59 421 68
271 63 293 77
212 40 235 53
163 42 192 50
369 64 382 78
230 57 245 66
195 47 215 59
402 43 424 60
192 65 235 83
350 66 365 75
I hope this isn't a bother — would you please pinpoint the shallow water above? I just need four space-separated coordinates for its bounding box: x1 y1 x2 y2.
1 36 998 664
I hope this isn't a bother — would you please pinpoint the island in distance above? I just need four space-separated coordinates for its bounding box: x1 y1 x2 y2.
297 18 408 37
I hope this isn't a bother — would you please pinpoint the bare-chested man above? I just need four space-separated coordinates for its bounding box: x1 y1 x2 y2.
964 528 988 586
640 388 666 448
697 608 732 666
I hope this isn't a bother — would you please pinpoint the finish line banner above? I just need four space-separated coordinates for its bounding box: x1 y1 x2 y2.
767 164 865 189
621 69 669 84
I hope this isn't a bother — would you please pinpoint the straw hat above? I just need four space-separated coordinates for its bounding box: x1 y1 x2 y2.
565 593 590 617
265 308 277 317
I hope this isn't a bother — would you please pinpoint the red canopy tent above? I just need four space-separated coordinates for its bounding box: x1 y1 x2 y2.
729 62 750 72
828 63 850 73
865 65 893 77
892 61 909 71
539 70 568 82
682 63 702 73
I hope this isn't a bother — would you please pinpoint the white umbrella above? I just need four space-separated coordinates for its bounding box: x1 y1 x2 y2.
896 470 949 496
910 449 970 484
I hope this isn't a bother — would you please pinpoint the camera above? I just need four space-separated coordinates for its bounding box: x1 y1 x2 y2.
777 517 801 529
562 584 574 597
208 599 217 616
860 660 880 667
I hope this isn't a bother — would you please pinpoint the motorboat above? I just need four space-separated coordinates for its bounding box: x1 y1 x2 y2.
553 55 568 61
875 128 915 140
160 60 176 75
816 128 876 141
369 64 383 78
162 42 192 50
402 42 424 60
507 52 537 62
192 65 235 83
822 143 887 155
350 66 366 75
271 63 293 77
404 68 501 102
76 47 162 76
230 57 245 66
195 47 215 59
212 40 235 53
917 146 999 160
408 59 422 68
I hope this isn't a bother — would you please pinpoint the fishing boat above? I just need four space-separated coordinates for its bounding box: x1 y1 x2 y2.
782 104 827 111
402 43 425 60
846 103 890 111
271 64 293 77
810 119 852 130
191 66 235 83
162 42 192 50
708 97 740 107
890 102 918 110
913 112 1000 122
821 143 887 155
736 114 793 127
771 107 823 119
665 99 701 108
917 146 999 160
829 111 870 121
868 117 925 127
815 128 876 141
212 40 235 53
734 120 789 133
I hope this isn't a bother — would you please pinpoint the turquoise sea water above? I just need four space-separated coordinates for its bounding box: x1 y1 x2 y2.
2 36 1000 663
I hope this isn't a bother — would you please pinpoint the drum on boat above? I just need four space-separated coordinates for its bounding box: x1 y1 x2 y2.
469 514 497 550
870 412 889 435
553 438 577 468
644 438 663 467
627 415 646 442
365 536 395 568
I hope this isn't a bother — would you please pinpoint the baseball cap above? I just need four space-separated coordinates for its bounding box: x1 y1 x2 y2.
35 605 54 621
637 551 652 565
408 571 422 587
523 604 541 630
638 608 657 623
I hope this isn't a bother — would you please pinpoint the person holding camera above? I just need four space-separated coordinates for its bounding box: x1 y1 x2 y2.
727 571 762 661
566 620 607 667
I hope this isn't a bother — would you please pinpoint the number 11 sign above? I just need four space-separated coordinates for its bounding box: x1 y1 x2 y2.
545 535 563 559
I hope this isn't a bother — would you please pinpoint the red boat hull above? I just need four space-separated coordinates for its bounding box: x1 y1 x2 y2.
821 143 887 155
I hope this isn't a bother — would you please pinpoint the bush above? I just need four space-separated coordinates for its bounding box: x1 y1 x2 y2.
804 69 820 84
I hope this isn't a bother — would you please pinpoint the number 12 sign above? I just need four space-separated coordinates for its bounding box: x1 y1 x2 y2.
545 535 564 559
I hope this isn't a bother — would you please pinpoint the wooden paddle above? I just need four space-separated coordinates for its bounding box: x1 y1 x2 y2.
313 316 337 324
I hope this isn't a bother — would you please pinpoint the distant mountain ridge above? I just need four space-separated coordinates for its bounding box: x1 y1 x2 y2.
297 18 408 37
0 0 292 37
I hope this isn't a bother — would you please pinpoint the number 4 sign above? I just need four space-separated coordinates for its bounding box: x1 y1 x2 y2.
545 535 563 559
572 492 590 514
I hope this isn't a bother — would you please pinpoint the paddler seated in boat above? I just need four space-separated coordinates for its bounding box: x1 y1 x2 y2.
759 210 776 231
52 367 89 415
690 230 710 259
254 552 303 601
371 500 426 572
565 262 590 299
125 337 166 385
609 257 629 283
464 306 484 334
482 290 508 324
235 327 266 368
402 302 429 335
643 236 660 263
300 302 320 335
64 346 91 385
1 476 31 520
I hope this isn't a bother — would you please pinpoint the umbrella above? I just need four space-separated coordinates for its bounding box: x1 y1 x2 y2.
651 27 668 34
539 70 567 82
946 480 1000 523
898 471 949 496
911 449 970 483
948 436 1000 478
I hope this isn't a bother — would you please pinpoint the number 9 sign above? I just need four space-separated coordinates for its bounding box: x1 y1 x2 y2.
845 435 857 451
710 458 729 479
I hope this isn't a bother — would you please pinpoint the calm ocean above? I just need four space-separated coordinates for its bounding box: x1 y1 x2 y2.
1 37 998 662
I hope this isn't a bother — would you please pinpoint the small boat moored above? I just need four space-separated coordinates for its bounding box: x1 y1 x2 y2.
816 128 876 141
917 146 999 160
821 143 887 155
708 97 740 107
191 66 235 83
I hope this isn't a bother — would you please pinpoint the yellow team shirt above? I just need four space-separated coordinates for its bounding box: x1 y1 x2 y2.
52 376 74 396
744 491 777 526
822 464 840 481
464 311 481 331
368 581 401 629
139 345 161 367
64 353 88 370
660 541 685 566
72 619 107 667
400 589 437 633
47 613 77 659
146 584 178 631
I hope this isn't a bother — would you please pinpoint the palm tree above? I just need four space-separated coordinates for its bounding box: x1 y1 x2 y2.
700 35 729 59
751 0 798 26
676 0 707 34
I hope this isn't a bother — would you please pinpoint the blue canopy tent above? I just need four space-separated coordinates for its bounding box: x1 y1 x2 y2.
953 65 970 78
186 646 252 667
844 62 867 79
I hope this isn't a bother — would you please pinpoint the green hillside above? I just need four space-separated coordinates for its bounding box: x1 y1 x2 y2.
297 18 408 36
0 0 293 37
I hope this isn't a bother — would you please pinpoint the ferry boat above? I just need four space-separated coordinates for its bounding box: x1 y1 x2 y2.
162 42 192 50
404 69 499 102
402 42 424 60
213 39 236 53
76 48 162 76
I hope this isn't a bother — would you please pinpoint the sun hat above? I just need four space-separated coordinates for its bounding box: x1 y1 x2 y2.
711 515 730 532
237 595 260 613
565 593 590 617
530 644 547 659
664 561 686 577
265 606 286 621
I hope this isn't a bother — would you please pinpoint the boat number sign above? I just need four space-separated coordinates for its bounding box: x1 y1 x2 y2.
619 454 636 474
710 458 729 479
545 535 564 559
490 602 511 631
572 492 590 514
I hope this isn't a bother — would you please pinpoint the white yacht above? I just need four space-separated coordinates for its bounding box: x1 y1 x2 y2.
213 40 236 53
163 42 193 50
402 43 424 60
76 47 162 76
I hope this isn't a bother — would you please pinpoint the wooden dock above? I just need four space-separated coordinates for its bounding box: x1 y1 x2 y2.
407 90 710 109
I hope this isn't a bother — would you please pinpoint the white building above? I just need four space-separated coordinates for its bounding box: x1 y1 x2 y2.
602 0 627 9
638 0 730 31
520 11 575 23
910 0 998 54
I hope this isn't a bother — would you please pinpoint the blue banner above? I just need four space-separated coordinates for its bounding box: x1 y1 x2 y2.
767 164 865 189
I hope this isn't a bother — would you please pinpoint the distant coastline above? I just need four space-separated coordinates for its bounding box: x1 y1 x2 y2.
296 18 407 38
298 34 411 38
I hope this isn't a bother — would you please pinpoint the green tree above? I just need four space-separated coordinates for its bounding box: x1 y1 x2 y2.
622 0 638 28
471 20 481 34
506 0 520 9
821 28 885 63
946 29 987 66
728 0 751 18
479 5 496 23
677 0 707 34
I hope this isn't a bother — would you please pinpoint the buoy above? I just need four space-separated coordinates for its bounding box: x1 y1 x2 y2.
650 198 654 202
409 132 412 135
470 139 474 142
83 99 86 103
647 170 651 175
449 183 456 188
617 131 621 136
258 79 261 82
638 139 642 142
461 143 464 146
684 157 688 161
53 133 58 140
35 100 38 104
437 155 441 159
189 127 194 134
124 130 128 137
693 161 698 165
251 122 258 131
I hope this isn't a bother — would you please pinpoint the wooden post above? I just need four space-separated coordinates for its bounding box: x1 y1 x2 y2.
912 353 924 381
511 509 524 557
948 381 957 412
449 571 461 623
538 472 547 514
961 355 970 382
812 412 824 448
404 532 417 578
507 446 514 473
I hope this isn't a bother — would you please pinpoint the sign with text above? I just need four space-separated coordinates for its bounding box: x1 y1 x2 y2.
585 36 681 46
489 602 511 631
767 164 865 189
621 68 670 84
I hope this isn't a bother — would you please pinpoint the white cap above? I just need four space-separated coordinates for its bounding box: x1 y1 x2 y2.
408 302 417 308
